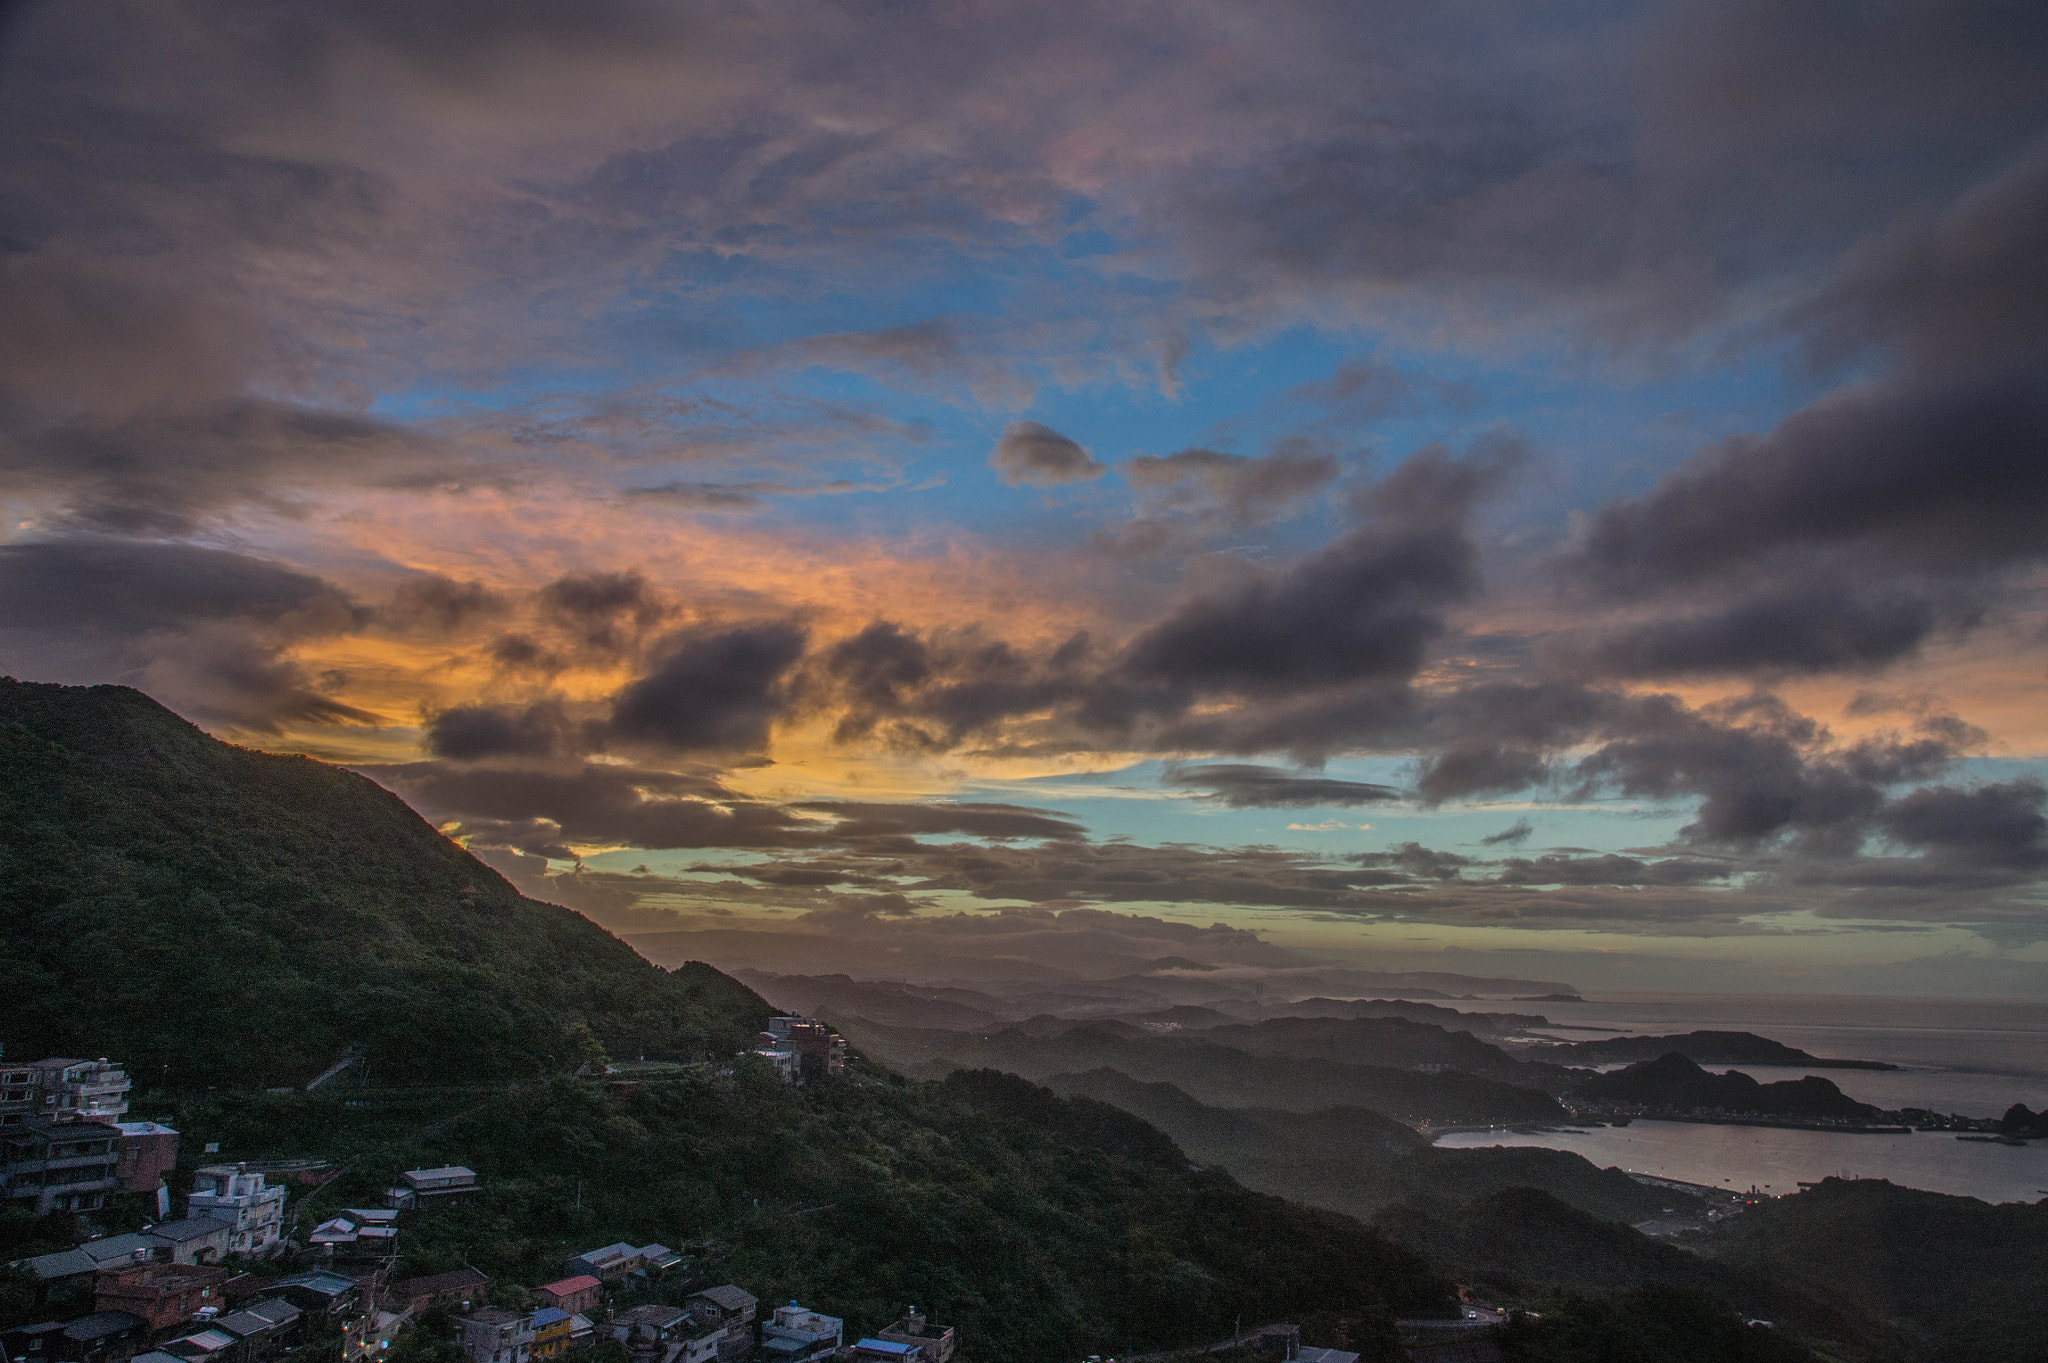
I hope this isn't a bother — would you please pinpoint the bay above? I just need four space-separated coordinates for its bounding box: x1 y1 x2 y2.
1434 1119 2048 1205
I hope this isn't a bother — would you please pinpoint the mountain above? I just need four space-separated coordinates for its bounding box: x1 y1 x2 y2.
1575 1054 1881 1121
0 682 1476 1358
1046 1068 1677 1225
826 1015 1572 1125
1541 1030 1899 1070
0 680 780 1085
1703 1178 2048 1363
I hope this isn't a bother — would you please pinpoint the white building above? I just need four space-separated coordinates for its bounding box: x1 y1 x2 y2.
186 1164 286 1257
761 1302 842 1361
1 1058 131 1127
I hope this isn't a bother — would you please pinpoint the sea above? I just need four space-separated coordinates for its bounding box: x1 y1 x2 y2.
1433 992 2048 1205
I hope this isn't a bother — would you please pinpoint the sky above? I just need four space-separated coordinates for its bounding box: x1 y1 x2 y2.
3 0 2047 996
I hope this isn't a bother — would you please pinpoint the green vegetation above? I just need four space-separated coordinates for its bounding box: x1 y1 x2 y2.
1704 1178 2048 1363
0 680 769 1085
154 1065 1453 1362
1498 1287 1823 1363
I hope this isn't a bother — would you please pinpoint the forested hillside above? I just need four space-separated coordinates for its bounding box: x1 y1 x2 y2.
0 679 767 1084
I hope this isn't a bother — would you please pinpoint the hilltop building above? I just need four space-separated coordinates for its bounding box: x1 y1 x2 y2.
873 1308 955 1363
533 1277 600 1316
752 1020 845 1085
760 1301 840 1361
3 1118 123 1215
0 1060 132 1128
456 1310 533 1363
390 1268 489 1317
93 1264 228 1333
112 1123 179 1197
186 1167 285 1257
390 1168 477 1207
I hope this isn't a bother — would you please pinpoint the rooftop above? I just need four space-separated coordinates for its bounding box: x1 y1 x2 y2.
148 1216 232 1243
271 1271 356 1296
539 1275 600 1296
169 1329 238 1352
693 1285 756 1313
530 1309 571 1328
64 1313 144 1341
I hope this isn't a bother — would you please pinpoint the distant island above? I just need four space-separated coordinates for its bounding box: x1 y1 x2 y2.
1574 1053 1884 1123
1540 1029 1899 1070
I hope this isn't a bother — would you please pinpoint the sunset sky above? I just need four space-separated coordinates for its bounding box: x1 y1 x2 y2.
4 0 2047 995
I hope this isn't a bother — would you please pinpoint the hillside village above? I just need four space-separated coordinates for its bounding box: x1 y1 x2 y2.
0 1036 1043 1363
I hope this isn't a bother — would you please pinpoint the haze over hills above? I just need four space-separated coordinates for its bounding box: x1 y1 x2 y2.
11 680 2043 1363
0 681 1482 1359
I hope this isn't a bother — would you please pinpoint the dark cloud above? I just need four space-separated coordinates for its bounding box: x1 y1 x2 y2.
608 620 808 755
1564 373 2048 596
379 575 509 637
1122 443 1340 527
425 700 575 761
0 389 464 536
1491 853 1733 887
0 537 372 730
535 571 669 655
1118 445 1506 699
806 620 1092 752
368 760 816 852
1564 579 1974 678
1353 842 1473 882
1878 779 2048 870
990 421 1104 487
1479 818 1534 846
1161 764 1402 808
796 801 1086 843
1793 144 2048 375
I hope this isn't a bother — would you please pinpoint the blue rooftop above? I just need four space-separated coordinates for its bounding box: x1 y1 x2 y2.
854 1342 917 1357
530 1309 570 1327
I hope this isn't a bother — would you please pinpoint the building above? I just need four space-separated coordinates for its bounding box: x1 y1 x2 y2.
93 1265 228 1333
185 1167 285 1258
1 1062 40 1128
158 1330 237 1363
455 1310 533 1363
390 1168 477 1206
752 1020 845 1085
389 1268 490 1317
533 1276 600 1316
24 1061 132 1125
527 1309 572 1361
213 1298 303 1362
609 1305 686 1363
53 1313 147 1363
307 1214 397 1255
267 1272 361 1324
685 1287 755 1363
758 1302 840 1362
560 1243 678 1283
873 1309 954 1363
112 1124 179 1196
850 1343 918 1363
1 1321 70 1363
3 1118 123 1215
685 1287 754 1330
